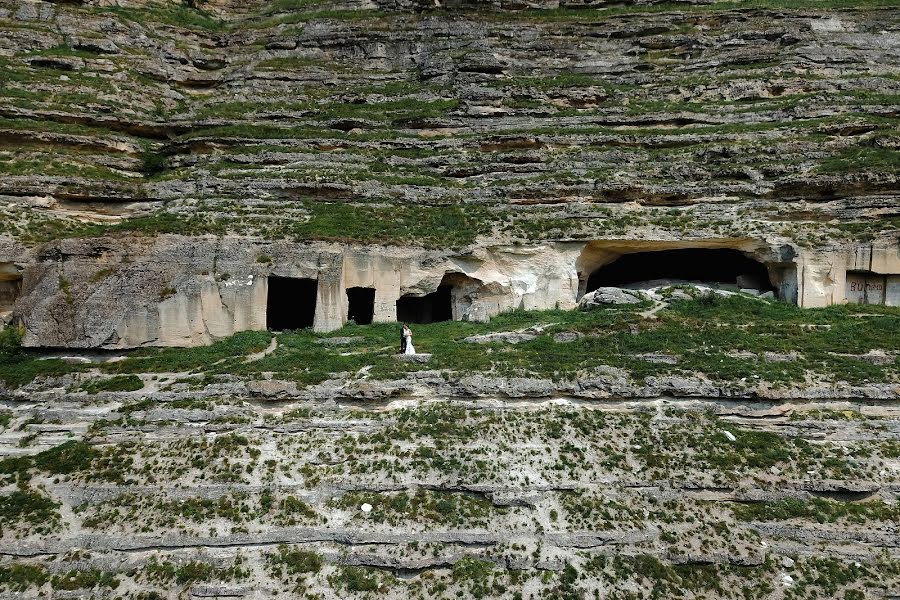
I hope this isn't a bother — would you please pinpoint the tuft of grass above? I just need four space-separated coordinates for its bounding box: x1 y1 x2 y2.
78 374 144 394
0 490 61 536
0 563 50 592
34 440 98 475
733 497 900 524
266 545 323 577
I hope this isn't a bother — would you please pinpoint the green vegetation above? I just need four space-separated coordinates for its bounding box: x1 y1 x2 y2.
330 566 385 592
329 489 501 526
100 2 225 31
34 440 98 474
451 556 497 599
51 570 119 591
3 296 899 391
0 489 61 536
0 564 49 592
733 497 900 524
0 327 88 388
139 148 168 177
0 440 99 485
144 556 249 586
266 545 323 579
77 374 143 394
817 143 899 174
78 489 321 531
104 330 272 375
233 295 897 385
30 201 492 249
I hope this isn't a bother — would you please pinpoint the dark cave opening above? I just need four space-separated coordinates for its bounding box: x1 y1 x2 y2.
0 278 21 313
585 248 774 293
266 276 317 331
396 285 453 324
346 286 375 325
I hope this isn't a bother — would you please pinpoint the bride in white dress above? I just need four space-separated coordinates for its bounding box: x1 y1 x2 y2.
403 324 416 355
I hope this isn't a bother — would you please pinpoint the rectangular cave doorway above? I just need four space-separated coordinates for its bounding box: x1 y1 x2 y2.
845 271 888 305
396 285 453 324
0 277 21 314
346 287 375 325
266 276 317 331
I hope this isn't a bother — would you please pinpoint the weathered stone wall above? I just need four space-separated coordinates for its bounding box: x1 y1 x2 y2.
5 233 897 348
796 239 900 308
0 0 897 345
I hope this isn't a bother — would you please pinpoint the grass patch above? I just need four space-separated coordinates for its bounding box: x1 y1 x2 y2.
0 563 49 592
0 489 61 536
266 545 323 579
78 374 143 394
817 143 899 174
328 489 501 526
0 327 86 388
100 2 226 31
34 440 98 474
733 497 900 524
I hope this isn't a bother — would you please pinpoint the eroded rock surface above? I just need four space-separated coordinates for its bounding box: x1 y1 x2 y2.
1 388 898 598
0 0 898 347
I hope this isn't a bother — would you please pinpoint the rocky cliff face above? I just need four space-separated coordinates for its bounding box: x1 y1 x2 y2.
1 0 897 233
2 3 900 597
1 388 899 599
0 0 898 346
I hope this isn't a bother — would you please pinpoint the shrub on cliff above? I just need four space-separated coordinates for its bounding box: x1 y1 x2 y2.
0 326 86 388
0 326 23 360
139 149 167 177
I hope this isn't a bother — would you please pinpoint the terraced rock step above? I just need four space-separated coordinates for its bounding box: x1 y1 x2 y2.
1 391 898 598
0 0 897 247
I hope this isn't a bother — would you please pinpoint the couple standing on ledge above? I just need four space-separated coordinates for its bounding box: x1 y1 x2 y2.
399 322 416 355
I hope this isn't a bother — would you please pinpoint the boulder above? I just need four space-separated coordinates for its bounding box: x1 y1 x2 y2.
636 352 678 364
395 353 431 363
464 332 536 344
246 379 299 397
579 288 644 308
553 332 579 343
763 351 800 363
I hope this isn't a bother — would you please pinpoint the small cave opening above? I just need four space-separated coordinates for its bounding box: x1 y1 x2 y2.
0 276 22 314
396 285 453 324
585 248 775 293
266 276 317 331
346 287 375 325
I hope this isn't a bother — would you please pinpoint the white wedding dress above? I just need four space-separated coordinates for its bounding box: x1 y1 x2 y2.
404 332 416 355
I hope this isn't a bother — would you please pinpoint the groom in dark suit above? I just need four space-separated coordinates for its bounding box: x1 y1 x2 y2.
400 322 407 353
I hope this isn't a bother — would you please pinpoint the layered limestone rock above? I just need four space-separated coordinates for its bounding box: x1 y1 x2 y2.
4 233 899 347
8 236 582 347
0 388 898 598
0 0 897 346
797 238 900 307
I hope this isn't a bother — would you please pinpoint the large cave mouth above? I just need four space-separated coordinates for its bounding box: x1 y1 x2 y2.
396 285 453 324
585 248 775 293
266 276 317 331
346 286 375 325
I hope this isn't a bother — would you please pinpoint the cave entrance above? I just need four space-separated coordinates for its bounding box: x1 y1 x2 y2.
585 248 774 293
266 277 317 331
396 285 453 324
845 271 887 305
0 274 21 315
346 287 375 325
